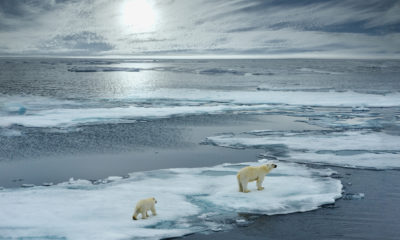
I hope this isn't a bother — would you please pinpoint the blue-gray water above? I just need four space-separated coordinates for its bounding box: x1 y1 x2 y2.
0 58 399 239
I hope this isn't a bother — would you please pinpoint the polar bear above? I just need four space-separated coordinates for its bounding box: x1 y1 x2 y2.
132 197 157 220
237 163 277 193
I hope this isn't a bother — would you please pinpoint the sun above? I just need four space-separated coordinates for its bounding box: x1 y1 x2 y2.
121 0 157 33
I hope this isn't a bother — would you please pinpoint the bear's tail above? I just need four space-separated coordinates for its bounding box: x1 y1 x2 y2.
237 174 243 192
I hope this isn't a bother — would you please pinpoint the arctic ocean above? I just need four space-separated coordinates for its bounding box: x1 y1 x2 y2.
1 58 399 240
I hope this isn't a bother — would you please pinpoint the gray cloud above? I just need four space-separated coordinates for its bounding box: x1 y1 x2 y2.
42 31 114 53
0 0 399 58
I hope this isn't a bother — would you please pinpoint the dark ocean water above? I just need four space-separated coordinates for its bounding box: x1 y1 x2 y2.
0 58 399 239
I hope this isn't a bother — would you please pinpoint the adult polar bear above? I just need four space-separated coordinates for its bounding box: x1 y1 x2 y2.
132 197 157 220
237 163 277 193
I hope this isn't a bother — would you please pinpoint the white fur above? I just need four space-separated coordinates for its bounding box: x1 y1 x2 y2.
237 164 277 193
132 197 157 220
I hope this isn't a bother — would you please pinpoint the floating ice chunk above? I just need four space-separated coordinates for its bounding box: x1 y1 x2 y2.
343 193 365 200
198 68 245 75
0 162 341 240
0 128 22 137
21 184 35 188
206 131 400 169
106 176 123 182
298 67 342 75
0 103 274 128
205 131 400 152
352 106 370 112
2 104 26 115
42 182 54 187
68 66 140 72
235 219 247 224
123 89 400 107
286 152 400 170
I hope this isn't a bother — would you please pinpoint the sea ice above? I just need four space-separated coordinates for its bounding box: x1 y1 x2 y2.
2 89 400 128
0 103 274 128
343 193 365 200
68 66 140 72
205 130 400 170
285 152 400 170
205 130 400 152
0 128 22 137
0 161 341 240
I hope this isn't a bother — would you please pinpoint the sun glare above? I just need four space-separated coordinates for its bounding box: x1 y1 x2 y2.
121 0 157 33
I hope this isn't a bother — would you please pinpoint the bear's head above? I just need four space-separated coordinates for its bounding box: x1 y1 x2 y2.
262 163 277 171
152 197 157 204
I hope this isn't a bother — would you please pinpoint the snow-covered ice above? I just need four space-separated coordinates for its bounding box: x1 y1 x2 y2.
0 161 341 240
205 130 400 170
2 89 400 128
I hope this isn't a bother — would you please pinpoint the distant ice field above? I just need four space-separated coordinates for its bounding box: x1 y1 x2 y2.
1 89 399 128
1 58 400 129
1 58 399 171
205 130 400 170
0 161 341 240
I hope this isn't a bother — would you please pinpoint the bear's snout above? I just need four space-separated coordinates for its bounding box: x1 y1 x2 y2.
273 164 277 168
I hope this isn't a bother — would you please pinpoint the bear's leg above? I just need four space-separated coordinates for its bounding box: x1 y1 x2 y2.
257 176 265 190
238 178 243 192
141 210 147 219
242 180 250 193
151 206 157 216
132 210 139 220
145 210 149 217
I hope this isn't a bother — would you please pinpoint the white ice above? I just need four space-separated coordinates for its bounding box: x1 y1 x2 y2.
285 152 400 170
2 88 400 128
206 131 400 152
121 88 400 108
0 161 341 240
0 104 274 128
205 131 400 169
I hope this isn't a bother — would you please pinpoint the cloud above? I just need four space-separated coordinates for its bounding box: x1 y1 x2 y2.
0 0 399 58
40 31 114 54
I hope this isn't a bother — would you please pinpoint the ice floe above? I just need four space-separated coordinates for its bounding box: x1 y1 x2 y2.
121 89 400 108
0 128 22 137
281 152 400 170
298 67 342 75
205 131 400 152
205 130 400 170
0 104 273 128
68 66 140 72
0 161 341 240
1 88 400 128
342 193 365 200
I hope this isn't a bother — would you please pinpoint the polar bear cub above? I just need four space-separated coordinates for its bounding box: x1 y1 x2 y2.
132 197 157 220
237 163 277 193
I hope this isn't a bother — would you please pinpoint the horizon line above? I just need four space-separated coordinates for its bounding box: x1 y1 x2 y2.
1 54 399 60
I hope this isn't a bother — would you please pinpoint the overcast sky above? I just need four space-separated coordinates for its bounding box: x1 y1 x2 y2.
0 0 399 58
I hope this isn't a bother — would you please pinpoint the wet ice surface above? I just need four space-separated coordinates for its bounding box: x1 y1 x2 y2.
1 90 399 129
0 161 341 240
205 130 400 170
